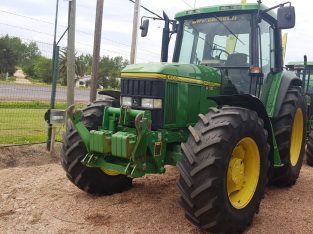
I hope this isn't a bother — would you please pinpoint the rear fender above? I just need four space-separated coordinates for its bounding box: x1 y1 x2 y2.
263 71 302 117
274 71 302 116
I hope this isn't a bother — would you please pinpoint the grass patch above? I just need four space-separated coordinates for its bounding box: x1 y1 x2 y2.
0 108 49 144
0 101 85 109
0 101 88 144
0 105 68 144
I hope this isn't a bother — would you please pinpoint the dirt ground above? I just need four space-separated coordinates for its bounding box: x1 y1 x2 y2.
1 144 313 234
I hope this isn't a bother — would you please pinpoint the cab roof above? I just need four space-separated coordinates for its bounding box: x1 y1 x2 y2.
175 3 276 20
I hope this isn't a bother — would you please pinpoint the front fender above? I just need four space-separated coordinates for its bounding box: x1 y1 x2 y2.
208 94 277 166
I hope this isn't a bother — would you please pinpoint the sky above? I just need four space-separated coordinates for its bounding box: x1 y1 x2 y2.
0 0 312 64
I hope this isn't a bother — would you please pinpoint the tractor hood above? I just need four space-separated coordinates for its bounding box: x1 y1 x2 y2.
121 63 221 87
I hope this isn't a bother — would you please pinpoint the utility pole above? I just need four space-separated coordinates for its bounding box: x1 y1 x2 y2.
47 0 60 151
90 0 104 102
67 0 76 107
130 0 141 64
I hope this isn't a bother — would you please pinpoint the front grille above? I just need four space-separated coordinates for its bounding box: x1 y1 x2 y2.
164 82 177 124
121 78 165 129
121 78 165 97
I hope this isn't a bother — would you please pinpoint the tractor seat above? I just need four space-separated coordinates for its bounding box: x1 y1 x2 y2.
225 53 250 94
225 53 248 67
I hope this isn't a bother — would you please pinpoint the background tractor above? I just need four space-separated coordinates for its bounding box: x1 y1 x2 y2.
286 58 313 166
61 2 306 233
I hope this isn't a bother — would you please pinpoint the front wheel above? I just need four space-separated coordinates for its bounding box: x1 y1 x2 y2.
61 100 132 195
177 106 269 233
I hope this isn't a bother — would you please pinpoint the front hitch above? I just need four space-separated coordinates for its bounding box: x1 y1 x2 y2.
67 105 153 177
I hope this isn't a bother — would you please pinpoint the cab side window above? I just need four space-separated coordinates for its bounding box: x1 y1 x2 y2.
258 19 275 77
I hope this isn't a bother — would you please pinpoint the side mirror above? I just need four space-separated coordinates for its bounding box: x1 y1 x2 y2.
277 6 295 29
140 19 149 37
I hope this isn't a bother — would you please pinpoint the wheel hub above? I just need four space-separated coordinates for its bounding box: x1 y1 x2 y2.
229 158 245 187
227 137 260 209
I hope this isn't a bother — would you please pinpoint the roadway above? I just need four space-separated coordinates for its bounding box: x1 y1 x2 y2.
0 83 97 102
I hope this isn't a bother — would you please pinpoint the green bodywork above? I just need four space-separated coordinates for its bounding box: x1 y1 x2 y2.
68 63 221 177
69 105 189 177
261 72 286 117
66 3 304 177
68 64 285 177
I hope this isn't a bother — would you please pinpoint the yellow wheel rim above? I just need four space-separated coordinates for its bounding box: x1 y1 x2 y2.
227 137 260 209
290 108 304 166
101 168 120 176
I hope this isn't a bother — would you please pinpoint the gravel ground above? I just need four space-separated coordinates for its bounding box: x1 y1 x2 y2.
1 144 313 234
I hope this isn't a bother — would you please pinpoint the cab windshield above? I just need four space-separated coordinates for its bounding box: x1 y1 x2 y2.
178 14 251 68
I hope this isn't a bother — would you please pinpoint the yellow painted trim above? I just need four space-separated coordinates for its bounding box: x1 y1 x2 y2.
101 168 120 176
121 72 221 87
290 108 303 166
282 33 288 65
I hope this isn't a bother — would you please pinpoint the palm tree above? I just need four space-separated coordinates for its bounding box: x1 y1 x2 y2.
58 48 90 85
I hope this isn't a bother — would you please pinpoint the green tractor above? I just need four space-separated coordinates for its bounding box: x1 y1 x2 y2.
62 2 306 233
286 58 313 166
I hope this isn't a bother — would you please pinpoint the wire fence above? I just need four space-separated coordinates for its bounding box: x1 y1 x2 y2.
0 0 164 147
0 37 92 146
0 84 91 145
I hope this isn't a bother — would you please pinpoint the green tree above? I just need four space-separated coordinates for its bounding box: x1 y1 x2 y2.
0 35 41 77
98 56 128 89
0 40 18 75
0 35 26 75
33 56 52 83
20 41 41 76
58 48 93 85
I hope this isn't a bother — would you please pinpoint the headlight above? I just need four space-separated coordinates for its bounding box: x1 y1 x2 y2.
141 98 162 109
121 96 132 106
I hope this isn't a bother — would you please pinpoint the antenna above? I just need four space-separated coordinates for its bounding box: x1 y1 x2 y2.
257 0 262 22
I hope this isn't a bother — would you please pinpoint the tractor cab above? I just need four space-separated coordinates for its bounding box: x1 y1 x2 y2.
171 3 295 96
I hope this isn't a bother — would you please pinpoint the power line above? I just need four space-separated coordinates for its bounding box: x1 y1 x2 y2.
180 0 193 9
0 8 160 56
0 22 54 37
128 0 163 19
0 10 66 28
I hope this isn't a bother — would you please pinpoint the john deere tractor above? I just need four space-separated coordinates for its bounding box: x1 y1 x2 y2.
286 58 313 166
62 2 306 233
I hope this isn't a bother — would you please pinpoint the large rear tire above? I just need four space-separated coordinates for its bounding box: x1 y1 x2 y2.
271 86 306 186
306 129 313 166
61 100 132 195
177 106 268 233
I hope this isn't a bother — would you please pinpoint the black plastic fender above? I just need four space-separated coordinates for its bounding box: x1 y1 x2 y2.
208 94 274 165
97 90 120 107
98 90 120 100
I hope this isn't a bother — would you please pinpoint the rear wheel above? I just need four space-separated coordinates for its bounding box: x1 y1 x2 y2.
271 86 306 186
306 128 313 166
177 106 268 233
61 100 132 195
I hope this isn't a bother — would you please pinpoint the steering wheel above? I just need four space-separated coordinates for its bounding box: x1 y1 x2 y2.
211 48 229 60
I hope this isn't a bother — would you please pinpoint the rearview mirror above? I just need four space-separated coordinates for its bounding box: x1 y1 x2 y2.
140 19 149 37
277 6 295 29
